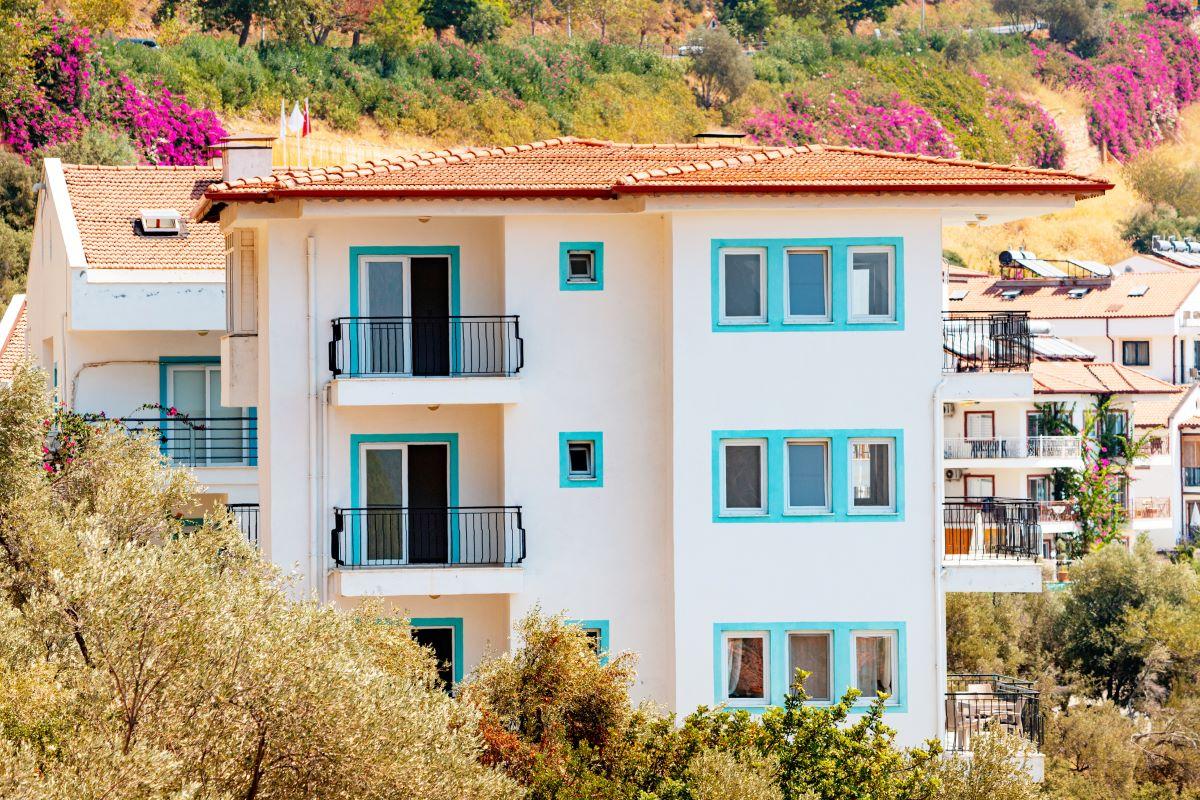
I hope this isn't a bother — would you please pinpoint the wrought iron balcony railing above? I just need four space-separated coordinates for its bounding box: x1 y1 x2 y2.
227 503 259 547
120 416 257 467
943 311 1032 373
331 506 525 568
329 316 523 378
944 498 1041 561
945 673 1043 751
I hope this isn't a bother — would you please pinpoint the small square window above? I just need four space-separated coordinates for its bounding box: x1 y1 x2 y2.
582 627 603 653
723 632 769 704
560 242 604 290
567 250 596 283
785 249 830 322
567 441 595 479
560 432 603 488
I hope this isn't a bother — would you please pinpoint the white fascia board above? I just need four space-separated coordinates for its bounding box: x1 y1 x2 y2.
42 158 87 269
0 294 26 349
84 268 225 284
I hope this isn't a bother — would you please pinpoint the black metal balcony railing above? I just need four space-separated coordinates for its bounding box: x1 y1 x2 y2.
227 503 260 547
329 316 524 378
943 311 1032 373
944 498 1041 561
331 506 526 568
945 674 1043 751
121 417 257 467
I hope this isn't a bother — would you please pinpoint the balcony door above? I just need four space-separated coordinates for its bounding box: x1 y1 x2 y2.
361 442 449 564
360 255 450 376
166 364 245 465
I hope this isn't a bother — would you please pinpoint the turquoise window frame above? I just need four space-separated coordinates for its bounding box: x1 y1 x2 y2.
559 431 604 488
713 621 908 712
410 616 465 684
347 433 461 566
568 619 611 664
712 429 903 523
347 246 463 374
711 237 904 331
158 356 258 467
559 242 604 291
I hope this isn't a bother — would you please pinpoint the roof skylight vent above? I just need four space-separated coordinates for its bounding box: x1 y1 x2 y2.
949 289 968 301
1001 288 1022 300
1128 285 1149 297
138 209 183 236
1067 287 1089 299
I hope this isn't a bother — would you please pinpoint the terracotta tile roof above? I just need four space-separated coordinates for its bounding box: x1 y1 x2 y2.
950 272 1200 319
945 264 993 280
1130 390 1189 429
63 164 223 270
201 137 1113 210
1180 415 1200 429
0 295 28 382
1032 361 1183 395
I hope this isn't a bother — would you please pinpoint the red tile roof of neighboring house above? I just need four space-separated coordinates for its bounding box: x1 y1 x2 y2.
1130 390 1189 429
200 138 1113 210
62 164 223 270
1179 415 1200 429
1032 361 1182 395
0 294 28 382
950 272 1200 319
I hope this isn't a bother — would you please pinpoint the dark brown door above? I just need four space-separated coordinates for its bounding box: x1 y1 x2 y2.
410 256 450 376
407 444 449 563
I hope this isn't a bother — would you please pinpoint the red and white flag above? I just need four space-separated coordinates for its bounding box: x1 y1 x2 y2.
302 98 311 137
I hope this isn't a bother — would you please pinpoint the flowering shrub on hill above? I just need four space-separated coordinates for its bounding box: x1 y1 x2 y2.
975 72 1067 169
1035 13 1200 161
1146 0 1195 22
0 15 225 165
743 89 959 158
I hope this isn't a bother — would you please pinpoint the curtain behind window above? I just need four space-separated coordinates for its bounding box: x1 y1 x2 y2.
724 253 762 318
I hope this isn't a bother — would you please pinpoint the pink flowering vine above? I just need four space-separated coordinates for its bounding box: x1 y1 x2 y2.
743 89 959 158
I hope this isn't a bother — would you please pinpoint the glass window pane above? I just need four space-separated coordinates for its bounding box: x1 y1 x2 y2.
852 442 891 508
787 442 827 509
788 633 831 699
723 252 763 319
726 636 766 699
568 442 594 476
568 251 594 281
170 368 206 417
854 634 894 697
851 251 891 317
365 449 405 506
724 444 763 510
365 259 406 317
787 251 826 317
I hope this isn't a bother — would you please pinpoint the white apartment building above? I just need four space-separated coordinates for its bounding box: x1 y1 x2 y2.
25 159 258 530
24 135 1112 758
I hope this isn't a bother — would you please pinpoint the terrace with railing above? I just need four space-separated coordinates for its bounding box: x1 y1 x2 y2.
331 506 526 568
944 498 1041 561
945 674 1043 752
943 436 1081 461
228 503 259 547
329 316 524 378
943 311 1032 373
118 416 257 467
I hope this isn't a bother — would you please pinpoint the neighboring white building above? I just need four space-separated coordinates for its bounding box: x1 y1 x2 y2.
25 159 258 526
177 134 1110 751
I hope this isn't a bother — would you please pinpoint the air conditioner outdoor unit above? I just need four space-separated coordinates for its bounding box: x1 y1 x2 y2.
945 468 964 481
942 402 957 417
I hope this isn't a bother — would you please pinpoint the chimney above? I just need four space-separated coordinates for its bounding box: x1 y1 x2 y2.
218 134 276 183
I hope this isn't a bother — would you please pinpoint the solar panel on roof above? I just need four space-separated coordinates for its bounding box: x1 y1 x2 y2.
1128 285 1149 297
1012 257 1068 278
1064 258 1112 277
